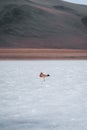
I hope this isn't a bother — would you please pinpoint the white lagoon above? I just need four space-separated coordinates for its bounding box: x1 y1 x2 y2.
0 60 87 130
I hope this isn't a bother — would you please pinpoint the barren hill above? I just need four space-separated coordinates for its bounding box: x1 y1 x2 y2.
0 0 87 49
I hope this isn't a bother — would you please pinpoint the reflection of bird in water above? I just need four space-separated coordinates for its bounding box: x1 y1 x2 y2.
39 72 50 81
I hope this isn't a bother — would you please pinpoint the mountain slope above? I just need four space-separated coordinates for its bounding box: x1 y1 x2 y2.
0 0 87 49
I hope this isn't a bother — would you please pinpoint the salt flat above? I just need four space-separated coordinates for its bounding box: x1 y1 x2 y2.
0 60 87 130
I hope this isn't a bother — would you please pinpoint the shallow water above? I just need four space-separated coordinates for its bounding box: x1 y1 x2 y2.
0 60 87 130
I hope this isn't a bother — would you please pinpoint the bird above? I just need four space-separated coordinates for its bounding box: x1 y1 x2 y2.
39 72 50 81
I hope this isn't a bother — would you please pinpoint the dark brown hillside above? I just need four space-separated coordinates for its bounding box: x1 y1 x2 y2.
0 0 87 49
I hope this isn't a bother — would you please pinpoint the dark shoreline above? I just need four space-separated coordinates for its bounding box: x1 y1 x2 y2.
0 48 87 60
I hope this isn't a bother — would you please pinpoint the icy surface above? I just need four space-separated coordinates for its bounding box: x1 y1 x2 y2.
0 60 87 130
